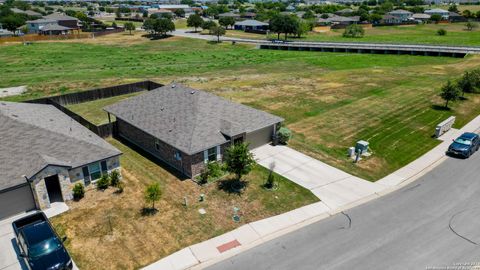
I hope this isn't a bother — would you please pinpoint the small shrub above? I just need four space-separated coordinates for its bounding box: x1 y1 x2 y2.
199 161 224 184
110 170 121 187
96 174 110 190
264 171 276 189
277 127 292 144
72 183 85 200
116 181 125 193
343 24 364 38
437 29 447 36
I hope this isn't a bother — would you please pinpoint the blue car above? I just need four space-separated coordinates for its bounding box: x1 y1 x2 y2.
447 132 480 158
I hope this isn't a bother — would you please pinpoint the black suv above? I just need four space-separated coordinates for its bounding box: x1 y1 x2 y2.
447 132 480 158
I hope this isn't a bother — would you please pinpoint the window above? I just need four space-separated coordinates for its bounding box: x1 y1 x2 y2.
174 150 182 161
88 162 101 181
155 139 161 151
101 160 108 174
82 166 91 185
207 147 216 162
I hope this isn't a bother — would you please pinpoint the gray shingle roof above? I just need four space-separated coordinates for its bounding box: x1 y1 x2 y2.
104 84 283 155
234 19 268 27
0 102 121 190
40 23 72 31
44 13 79 21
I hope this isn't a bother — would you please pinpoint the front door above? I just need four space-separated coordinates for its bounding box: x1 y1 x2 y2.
44 175 63 203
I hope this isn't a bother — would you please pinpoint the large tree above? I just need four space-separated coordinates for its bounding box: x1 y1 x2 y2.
211 25 226 42
124 22 135 35
218 16 235 29
187 13 203 32
439 80 461 108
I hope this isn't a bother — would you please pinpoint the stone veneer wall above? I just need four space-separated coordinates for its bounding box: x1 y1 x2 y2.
31 156 121 210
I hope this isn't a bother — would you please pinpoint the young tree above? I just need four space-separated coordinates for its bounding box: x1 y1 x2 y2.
211 25 226 42
187 13 203 32
439 80 460 108
218 16 235 29
343 24 365 38
202 20 217 33
465 21 478 31
124 22 135 35
458 70 480 95
144 182 162 210
224 142 256 181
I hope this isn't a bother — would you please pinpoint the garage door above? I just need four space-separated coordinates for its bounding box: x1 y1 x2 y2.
246 125 274 150
0 184 36 220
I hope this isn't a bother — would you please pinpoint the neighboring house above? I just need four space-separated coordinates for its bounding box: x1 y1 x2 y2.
412 13 431 22
335 8 354 16
43 13 80 29
0 102 122 219
448 12 467 22
148 8 174 17
25 18 57 33
388 9 413 22
104 84 283 178
381 14 400 24
234 19 269 31
11 7 42 17
424 8 449 19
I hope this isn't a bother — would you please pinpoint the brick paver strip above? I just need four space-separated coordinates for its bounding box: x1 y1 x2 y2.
217 239 241 253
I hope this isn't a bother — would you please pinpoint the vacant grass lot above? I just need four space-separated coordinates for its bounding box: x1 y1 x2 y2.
2 34 480 181
66 91 145 125
224 23 480 46
50 138 318 270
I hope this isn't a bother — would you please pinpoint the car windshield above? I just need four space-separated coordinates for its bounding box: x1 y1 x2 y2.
28 238 62 258
455 138 472 146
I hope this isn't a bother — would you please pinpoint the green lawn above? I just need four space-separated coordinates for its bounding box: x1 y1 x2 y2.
225 23 480 46
51 138 318 270
66 91 145 125
2 36 480 180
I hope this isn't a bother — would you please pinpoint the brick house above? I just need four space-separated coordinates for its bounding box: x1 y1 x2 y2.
104 84 283 178
0 102 121 219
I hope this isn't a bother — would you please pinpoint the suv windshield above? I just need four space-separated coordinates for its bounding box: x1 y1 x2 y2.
29 238 62 258
455 138 472 146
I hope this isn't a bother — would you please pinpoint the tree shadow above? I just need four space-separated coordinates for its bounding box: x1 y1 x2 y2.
217 178 248 195
140 207 158 216
141 33 172 40
459 96 468 101
431 104 451 111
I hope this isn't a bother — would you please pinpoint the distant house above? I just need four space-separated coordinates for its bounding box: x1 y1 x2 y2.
412 13 430 22
388 9 413 22
0 28 13 37
318 14 360 25
11 8 42 17
0 102 122 219
148 8 174 17
43 13 80 29
381 14 399 24
104 84 283 178
25 18 58 33
448 12 466 22
241 12 256 19
218 12 241 20
234 19 269 31
39 23 73 35
335 8 354 16
424 8 449 19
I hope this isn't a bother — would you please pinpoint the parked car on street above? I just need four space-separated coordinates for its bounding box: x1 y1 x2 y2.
12 212 73 270
447 132 480 158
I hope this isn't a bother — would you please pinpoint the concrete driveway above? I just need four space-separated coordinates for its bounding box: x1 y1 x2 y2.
252 145 383 209
0 203 76 270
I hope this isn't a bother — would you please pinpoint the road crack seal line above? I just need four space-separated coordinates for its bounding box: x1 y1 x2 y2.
340 211 352 230
448 208 479 246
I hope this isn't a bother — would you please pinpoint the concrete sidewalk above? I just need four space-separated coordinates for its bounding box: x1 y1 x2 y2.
142 115 480 270
251 145 383 210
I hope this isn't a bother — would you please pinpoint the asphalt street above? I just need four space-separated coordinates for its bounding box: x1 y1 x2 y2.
207 151 480 270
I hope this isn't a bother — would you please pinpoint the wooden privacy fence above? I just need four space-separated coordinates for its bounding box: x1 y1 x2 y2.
27 80 163 138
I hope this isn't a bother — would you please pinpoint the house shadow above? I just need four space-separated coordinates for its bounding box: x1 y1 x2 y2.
431 104 451 111
217 178 248 195
10 238 29 270
114 135 189 181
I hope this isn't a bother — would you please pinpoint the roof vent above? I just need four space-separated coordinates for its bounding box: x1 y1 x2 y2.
191 91 196 95
171 84 176 88
1 103 5 106
11 114 18 118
